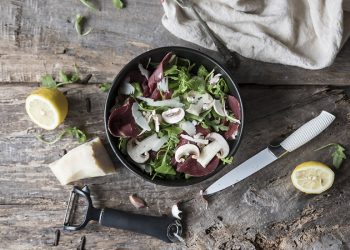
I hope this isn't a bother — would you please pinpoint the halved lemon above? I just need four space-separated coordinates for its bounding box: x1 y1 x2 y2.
291 161 334 194
25 88 68 130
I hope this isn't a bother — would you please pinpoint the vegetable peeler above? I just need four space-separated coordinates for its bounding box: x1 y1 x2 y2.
63 186 183 243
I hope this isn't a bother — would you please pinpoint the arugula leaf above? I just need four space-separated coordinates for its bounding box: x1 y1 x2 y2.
333 145 346 169
207 78 230 99
315 143 347 169
75 14 93 36
99 83 112 92
221 156 234 164
132 82 142 97
65 127 87 143
164 65 178 76
118 137 128 153
57 69 81 87
36 127 87 144
79 0 98 11
41 75 57 88
112 0 124 9
197 65 209 78
59 70 70 83
151 144 176 175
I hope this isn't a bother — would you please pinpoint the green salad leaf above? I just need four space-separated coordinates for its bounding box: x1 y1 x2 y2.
41 75 57 88
37 127 87 145
197 65 209 78
112 0 124 9
79 0 98 11
75 14 93 36
99 83 112 92
41 66 81 89
221 156 234 164
315 143 347 169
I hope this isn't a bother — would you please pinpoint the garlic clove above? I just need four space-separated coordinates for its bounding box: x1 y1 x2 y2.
129 194 147 209
171 203 183 220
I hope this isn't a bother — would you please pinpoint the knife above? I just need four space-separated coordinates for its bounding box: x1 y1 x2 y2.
203 111 336 195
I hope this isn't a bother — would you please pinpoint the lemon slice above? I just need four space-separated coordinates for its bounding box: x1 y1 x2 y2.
25 88 68 130
291 161 334 194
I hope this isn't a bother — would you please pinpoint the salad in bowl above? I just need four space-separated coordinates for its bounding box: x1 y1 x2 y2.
107 50 241 182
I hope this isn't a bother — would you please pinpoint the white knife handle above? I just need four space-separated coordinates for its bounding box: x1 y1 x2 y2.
280 111 335 152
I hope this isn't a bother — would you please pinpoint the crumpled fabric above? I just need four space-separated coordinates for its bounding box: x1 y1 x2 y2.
162 0 350 69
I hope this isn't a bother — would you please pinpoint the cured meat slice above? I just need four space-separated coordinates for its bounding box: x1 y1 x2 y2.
108 99 140 137
147 52 173 94
227 95 241 120
176 157 220 177
224 123 239 140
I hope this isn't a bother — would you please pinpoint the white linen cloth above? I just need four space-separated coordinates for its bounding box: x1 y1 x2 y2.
161 0 350 69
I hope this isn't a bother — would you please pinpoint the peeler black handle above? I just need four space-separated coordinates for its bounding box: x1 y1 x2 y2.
99 208 178 243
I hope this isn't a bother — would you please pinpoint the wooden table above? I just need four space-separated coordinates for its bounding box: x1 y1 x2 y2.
1 1 350 249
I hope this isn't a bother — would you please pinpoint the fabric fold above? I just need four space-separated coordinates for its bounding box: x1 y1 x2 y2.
162 0 350 69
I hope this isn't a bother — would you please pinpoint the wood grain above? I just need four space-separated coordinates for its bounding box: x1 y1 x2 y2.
0 0 350 85
0 83 350 249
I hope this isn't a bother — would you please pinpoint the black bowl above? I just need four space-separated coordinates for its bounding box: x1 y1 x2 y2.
104 46 244 187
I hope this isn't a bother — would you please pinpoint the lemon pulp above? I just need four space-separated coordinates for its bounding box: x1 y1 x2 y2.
25 88 68 130
291 161 334 194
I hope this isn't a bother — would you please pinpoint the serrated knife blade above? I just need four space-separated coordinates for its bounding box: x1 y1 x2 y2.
203 111 336 196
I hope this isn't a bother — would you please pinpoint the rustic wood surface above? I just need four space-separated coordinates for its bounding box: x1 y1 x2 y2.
1 1 350 250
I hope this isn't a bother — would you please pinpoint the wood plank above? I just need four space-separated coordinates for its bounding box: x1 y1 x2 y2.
0 83 349 249
0 0 350 85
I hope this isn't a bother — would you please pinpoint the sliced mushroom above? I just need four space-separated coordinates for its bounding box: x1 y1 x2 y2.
162 108 185 124
196 133 230 168
186 92 214 116
175 144 200 163
127 134 167 163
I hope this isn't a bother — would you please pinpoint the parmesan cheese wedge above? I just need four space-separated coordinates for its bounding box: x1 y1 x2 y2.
49 137 116 185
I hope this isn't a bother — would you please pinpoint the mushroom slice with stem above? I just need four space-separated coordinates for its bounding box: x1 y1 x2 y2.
196 133 230 168
127 134 167 163
162 108 185 124
175 144 200 163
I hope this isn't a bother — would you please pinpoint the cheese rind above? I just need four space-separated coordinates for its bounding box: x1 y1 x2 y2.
49 137 116 185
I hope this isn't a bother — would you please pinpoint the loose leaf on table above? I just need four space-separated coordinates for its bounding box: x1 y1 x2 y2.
75 14 93 36
41 75 57 88
79 0 98 10
41 66 82 89
66 127 87 143
315 143 347 169
99 83 112 92
112 0 124 9
57 69 80 87
37 127 87 145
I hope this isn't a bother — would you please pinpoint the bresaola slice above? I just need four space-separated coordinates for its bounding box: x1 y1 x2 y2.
176 157 220 177
225 95 241 139
127 70 150 97
227 95 241 120
147 52 173 94
108 99 140 137
224 123 239 140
